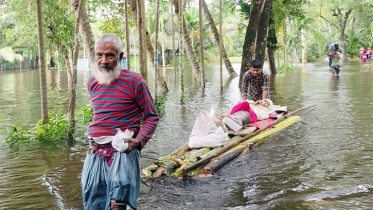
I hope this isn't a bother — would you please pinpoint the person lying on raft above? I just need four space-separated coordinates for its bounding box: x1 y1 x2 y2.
217 99 274 120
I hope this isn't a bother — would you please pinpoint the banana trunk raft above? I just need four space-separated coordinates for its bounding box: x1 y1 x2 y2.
142 105 315 179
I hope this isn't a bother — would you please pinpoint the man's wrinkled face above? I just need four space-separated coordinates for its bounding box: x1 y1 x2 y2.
250 67 261 77
95 42 120 72
92 42 122 85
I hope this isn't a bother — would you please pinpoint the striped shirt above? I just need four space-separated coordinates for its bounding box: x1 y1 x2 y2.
240 70 270 101
87 69 159 148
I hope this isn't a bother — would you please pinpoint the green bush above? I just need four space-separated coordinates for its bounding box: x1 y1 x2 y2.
77 104 93 124
5 100 166 147
34 112 69 143
155 95 166 117
5 124 31 147
5 111 70 146
277 63 297 73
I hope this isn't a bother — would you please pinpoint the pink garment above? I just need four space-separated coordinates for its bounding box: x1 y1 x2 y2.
230 101 258 123
360 50 368 63
88 143 117 166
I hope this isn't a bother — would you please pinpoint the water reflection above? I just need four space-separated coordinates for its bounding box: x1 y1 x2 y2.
1 62 373 209
330 76 340 92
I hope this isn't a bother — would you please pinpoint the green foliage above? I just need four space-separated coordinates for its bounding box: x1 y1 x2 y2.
277 63 297 73
4 104 102 147
345 29 365 58
5 111 70 147
34 112 69 143
236 0 251 18
306 43 321 62
4 0 75 62
77 104 93 125
155 95 166 117
5 124 31 147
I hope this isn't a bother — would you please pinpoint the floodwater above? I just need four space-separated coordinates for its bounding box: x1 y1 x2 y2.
1 61 373 210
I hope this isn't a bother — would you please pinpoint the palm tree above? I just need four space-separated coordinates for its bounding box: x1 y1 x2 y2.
70 0 95 66
0 6 23 69
36 0 48 123
0 47 23 64
136 0 147 80
128 0 156 68
172 0 201 84
201 0 236 78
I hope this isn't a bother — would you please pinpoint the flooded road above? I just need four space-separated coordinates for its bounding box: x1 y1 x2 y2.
1 61 373 209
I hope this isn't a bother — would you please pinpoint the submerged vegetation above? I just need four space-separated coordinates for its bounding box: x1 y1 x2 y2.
5 112 71 147
2 0 373 147
276 63 297 73
4 103 167 147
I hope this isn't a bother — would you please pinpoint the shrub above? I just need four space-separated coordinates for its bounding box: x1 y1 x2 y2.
276 63 297 73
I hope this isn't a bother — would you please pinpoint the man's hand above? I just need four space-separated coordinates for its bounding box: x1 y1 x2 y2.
123 138 141 153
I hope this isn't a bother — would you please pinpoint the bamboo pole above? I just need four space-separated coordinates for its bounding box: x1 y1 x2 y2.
181 104 317 173
142 164 159 178
158 141 190 160
197 116 301 177
198 145 246 176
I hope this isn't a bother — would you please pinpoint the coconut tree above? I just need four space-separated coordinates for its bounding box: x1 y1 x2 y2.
199 0 205 91
201 0 237 78
71 0 95 66
124 0 130 69
67 0 83 140
36 0 48 123
0 6 23 69
0 47 24 69
172 0 201 85
178 0 185 103
128 0 156 68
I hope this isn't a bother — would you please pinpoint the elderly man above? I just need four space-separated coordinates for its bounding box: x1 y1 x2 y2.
81 34 159 210
240 59 270 102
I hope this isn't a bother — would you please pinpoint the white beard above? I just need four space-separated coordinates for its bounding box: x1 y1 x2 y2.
91 63 121 85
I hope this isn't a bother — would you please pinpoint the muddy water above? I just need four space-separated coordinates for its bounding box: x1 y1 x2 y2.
1 61 373 210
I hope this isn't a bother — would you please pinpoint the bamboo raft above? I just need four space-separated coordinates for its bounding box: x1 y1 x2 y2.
142 105 316 179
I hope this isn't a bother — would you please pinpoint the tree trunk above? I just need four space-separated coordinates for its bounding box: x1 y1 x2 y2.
177 0 185 103
154 0 160 97
154 0 168 95
199 0 205 90
170 1 177 74
255 0 272 65
267 7 277 74
198 146 246 176
340 9 352 63
239 0 265 88
66 0 82 142
60 45 75 138
136 0 147 80
286 18 299 64
124 0 130 69
301 28 307 63
36 0 48 123
128 0 156 67
201 0 237 78
70 0 95 66
292 49 299 65
172 0 201 84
